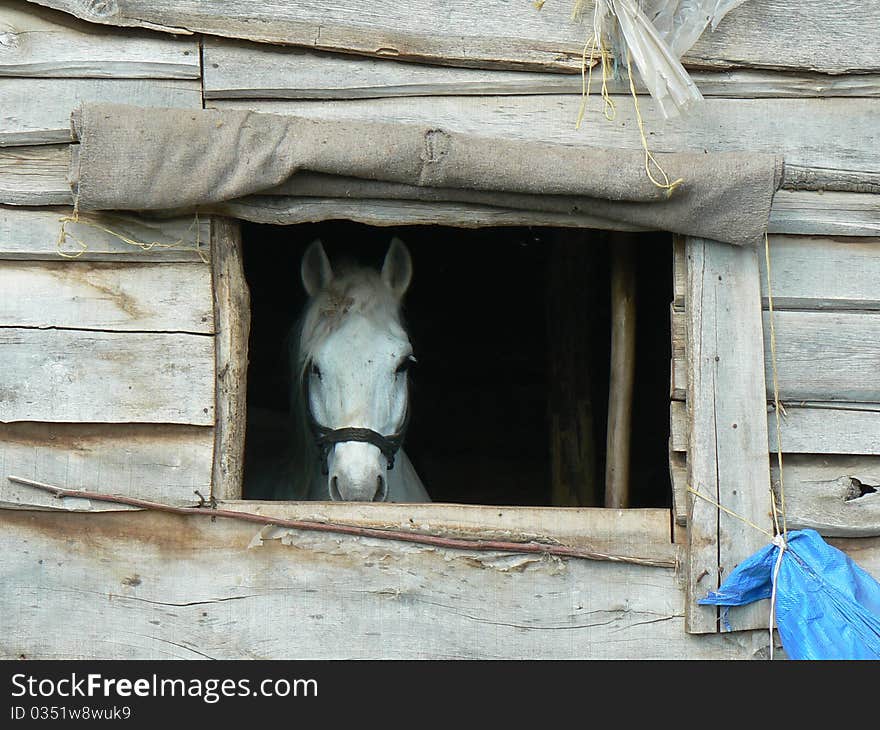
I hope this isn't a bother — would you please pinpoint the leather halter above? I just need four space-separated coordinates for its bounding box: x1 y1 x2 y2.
303 368 411 476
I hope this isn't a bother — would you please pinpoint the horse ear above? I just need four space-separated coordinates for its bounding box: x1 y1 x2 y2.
301 239 333 296
382 237 412 299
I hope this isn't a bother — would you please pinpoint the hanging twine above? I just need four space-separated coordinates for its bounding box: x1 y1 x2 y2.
570 4 683 196
56 204 208 263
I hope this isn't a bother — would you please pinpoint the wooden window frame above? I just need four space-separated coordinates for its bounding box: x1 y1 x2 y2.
210 219 774 627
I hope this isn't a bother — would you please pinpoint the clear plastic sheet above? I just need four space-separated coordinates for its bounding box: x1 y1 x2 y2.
578 0 751 117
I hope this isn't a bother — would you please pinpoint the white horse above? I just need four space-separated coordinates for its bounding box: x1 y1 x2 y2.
249 237 430 503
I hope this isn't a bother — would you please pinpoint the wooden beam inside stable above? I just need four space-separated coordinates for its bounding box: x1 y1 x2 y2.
547 231 599 507
605 234 636 509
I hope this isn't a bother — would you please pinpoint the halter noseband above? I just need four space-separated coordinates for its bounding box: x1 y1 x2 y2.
303 369 411 476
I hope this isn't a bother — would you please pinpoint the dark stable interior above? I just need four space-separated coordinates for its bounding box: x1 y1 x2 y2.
241 221 672 508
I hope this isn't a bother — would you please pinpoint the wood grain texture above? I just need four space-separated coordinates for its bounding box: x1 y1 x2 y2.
0 423 212 509
761 311 880 404
669 451 687 527
0 0 199 78
768 192 880 237
605 235 636 508
0 328 214 425
203 39 880 100
772 455 880 538
676 235 880 311
0 260 213 332
0 144 70 206
767 405 880 457
0 508 786 659
672 309 880 403
0 77 202 146
685 238 772 634
210 95 880 190
219 192 880 239
22 0 880 74
211 218 249 501
671 400 880 457
0 206 209 262
217 501 675 559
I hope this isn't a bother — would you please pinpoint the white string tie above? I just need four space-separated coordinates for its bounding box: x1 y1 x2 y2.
769 533 788 660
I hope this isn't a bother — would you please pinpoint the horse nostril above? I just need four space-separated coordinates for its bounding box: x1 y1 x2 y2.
330 475 342 501
374 474 387 502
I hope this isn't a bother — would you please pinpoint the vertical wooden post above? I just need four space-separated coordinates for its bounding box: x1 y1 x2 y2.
685 237 773 634
547 231 599 507
605 235 637 509
211 217 250 501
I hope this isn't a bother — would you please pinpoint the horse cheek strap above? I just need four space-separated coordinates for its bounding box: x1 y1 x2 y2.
304 372 408 475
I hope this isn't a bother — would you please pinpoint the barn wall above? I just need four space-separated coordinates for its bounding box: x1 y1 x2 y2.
0 507 783 660
0 1 215 508
1 0 879 656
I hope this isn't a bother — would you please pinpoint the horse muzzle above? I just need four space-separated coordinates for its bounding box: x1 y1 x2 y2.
327 442 390 502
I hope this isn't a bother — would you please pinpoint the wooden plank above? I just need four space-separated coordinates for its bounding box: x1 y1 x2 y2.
0 144 71 206
218 196 650 232
762 311 880 403
220 192 880 239
0 508 784 659
0 328 214 425
768 191 880 237
211 218 249 501
605 235 636 508
768 405 880 456
210 96 880 191
0 77 202 146
671 400 880 457
671 302 686 400
24 0 880 74
0 423 212 509
672 309 880 403
0 0 200 78
0 261 213 332
771 455 880 538
669 451 687 527
0 206 209 262
677 236 880 311
759 236 880 311
203 39 880 100
218 501 675 559
670 401 687 452
685 238 772 634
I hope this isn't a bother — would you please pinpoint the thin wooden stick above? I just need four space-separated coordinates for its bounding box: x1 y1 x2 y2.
605 234 637 508
6 475 675 569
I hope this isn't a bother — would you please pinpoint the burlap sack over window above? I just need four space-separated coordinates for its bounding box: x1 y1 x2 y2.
69 103 783 246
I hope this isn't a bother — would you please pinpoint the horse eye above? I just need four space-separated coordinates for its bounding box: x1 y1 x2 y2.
311 363 322 380
396 355 417 375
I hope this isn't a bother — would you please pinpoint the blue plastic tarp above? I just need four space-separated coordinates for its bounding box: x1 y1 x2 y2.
699 529 880 660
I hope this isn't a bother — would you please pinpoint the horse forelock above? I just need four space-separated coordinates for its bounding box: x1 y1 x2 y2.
296 269 404 380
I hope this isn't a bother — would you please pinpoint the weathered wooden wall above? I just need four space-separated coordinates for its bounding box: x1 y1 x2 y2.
0 505 784 660
0 1 214 511
2 0 880 657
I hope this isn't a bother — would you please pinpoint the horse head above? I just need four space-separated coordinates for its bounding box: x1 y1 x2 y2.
297 238 419 502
